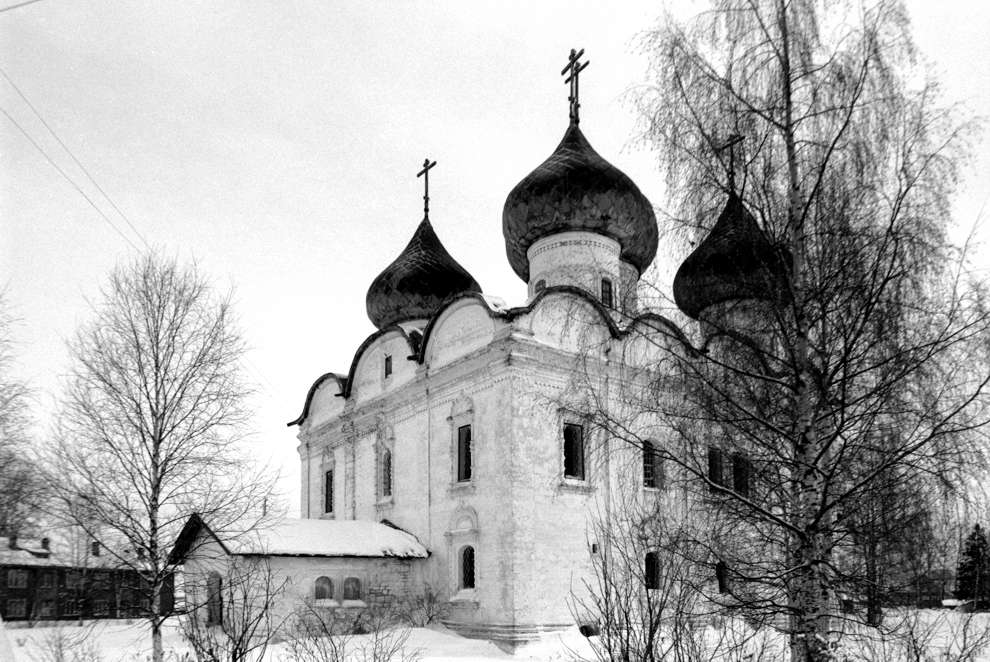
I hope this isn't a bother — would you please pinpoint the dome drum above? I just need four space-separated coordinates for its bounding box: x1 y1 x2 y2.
502 124 658 284
526 231 620 299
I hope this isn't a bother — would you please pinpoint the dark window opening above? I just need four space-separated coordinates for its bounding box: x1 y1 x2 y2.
601 279 613 308
707 447 726 488
381 449 393 497
384 354 392 378
207 572 223 625
461 546 476 589
343 577 361 600
535 279 547 293
715 561 729 594
643 440 662 489
332 469 333 513
564 423 585 480
732 453 752 498
645 552 660 590
91 541 100 557
457 425 472 482
314 576 333 600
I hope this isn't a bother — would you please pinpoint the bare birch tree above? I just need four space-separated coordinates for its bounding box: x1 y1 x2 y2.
44 253 274 662
0 290 44 536
575 1 990 660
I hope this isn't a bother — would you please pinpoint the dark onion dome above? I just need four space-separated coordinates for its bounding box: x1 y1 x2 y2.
366 217 481 329
672 192 790 320
502 123 659 281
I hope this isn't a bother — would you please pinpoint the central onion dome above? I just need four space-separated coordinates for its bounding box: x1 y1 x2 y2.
502 124 659 282
672 192 790 320
366 217 481 329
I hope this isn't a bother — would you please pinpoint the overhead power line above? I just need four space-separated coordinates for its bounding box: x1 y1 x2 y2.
0 0 45 14
0 67 150 250
1 106 142 252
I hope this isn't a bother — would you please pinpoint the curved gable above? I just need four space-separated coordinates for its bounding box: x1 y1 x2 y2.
521 289 614 355
422 298 498 368
349 328 420 404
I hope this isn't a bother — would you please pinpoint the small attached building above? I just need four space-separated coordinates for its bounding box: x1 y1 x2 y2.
170 515 429 631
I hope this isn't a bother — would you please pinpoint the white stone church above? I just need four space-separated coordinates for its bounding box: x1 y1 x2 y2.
176 51 783 647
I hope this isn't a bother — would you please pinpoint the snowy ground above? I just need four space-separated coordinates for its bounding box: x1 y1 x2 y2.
4 619 595 662
5 611 990 661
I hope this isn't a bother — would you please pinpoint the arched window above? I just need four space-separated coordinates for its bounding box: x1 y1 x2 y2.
461 546 476 589
645 552 659 590
381 449 393 497
343 577 361 600
643 440 661 489
314 576 333 600
206 572 223 625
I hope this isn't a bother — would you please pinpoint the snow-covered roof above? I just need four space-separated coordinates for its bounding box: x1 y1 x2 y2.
171 515 429 561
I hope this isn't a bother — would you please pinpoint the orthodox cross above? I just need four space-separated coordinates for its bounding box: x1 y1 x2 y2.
715 133 744 191
417 158 438 218
561 48 589 125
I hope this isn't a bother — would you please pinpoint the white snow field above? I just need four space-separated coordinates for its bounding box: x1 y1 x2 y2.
2 619 595 661
4 610 990 661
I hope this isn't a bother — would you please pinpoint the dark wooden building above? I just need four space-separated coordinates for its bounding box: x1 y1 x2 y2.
0 534 168 622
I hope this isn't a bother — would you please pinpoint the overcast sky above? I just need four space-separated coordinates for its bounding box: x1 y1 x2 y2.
2 1 988 515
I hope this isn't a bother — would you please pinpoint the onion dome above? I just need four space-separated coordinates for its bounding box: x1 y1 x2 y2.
672 193 790 320
502 123 659 281
366 218 481 329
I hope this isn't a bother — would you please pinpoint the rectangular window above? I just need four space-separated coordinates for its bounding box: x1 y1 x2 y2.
5 599 26 618
324 469 334 514
457 425 472 482
41 572 55 588
39 600 55 617
94 600 109 616
63 598 80 617
732 453 752 498
65 571 80 589
563 423 585 480
384 354 392 378
7 569 27 589
707 447 725 488
601 279 613 308
643 441 662 489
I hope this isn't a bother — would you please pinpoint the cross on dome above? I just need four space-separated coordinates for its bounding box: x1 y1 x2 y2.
417 158 437 219
561 48 589 125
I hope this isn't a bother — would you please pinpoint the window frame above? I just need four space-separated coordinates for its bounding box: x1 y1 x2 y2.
342 577 362 601
381 448 393 498
457 424 472 483
7 569 27 589
5 598 26 618
460 545 476 590
323 468 334 515
563 423 586 481
384 354 392 378
645 551 660 590
206 571 223 626
314 576 334 601
601 278 613 308
643 440 662 489
534 279 547 293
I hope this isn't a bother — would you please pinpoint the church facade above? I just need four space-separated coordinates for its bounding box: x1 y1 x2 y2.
289 51 780 646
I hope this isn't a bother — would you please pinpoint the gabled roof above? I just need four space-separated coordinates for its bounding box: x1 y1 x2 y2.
170 515 429 564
